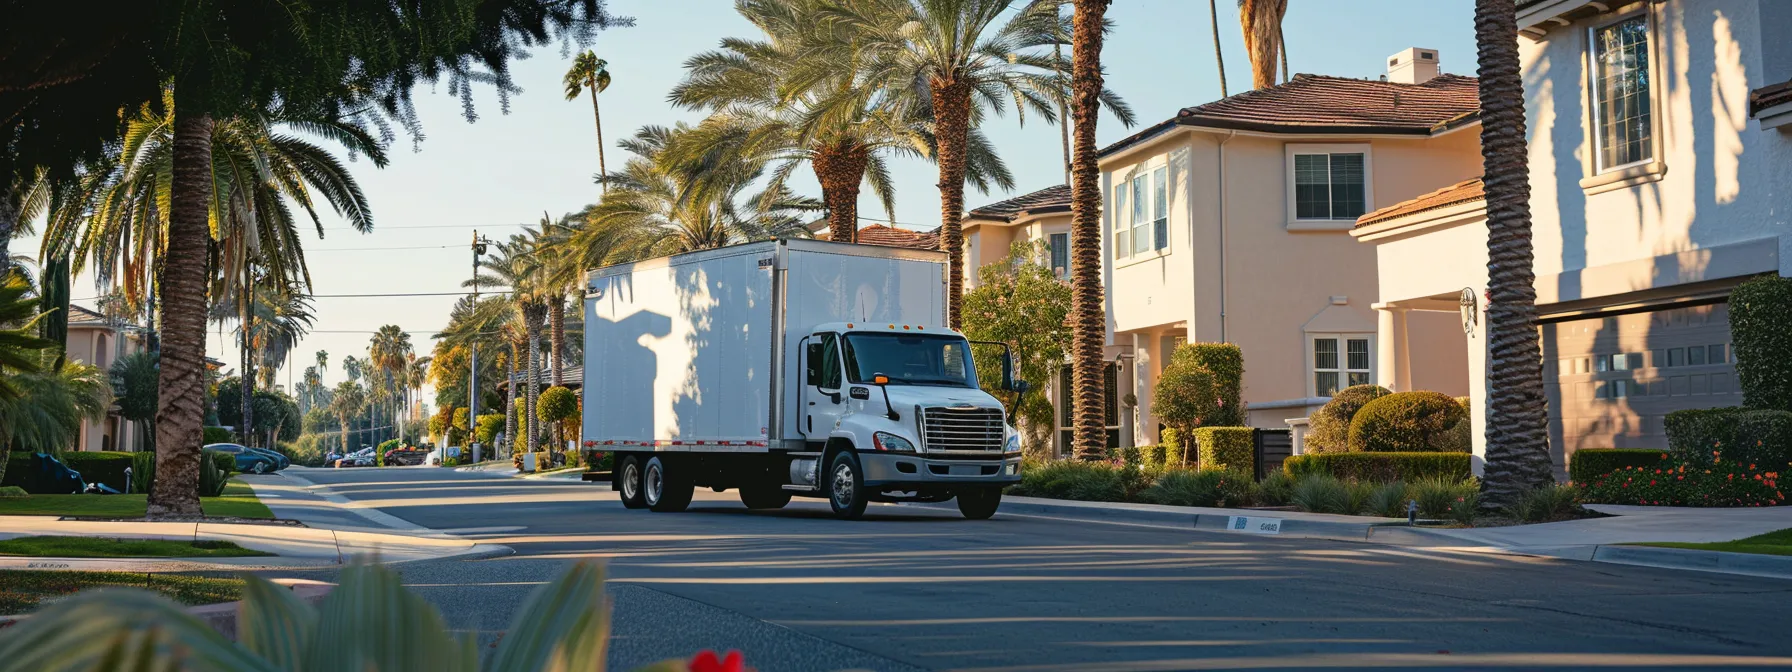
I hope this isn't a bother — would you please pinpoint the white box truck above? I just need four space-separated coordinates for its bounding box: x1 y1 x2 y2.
582 238 1024 519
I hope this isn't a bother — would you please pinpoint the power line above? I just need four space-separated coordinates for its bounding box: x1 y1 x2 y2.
309 244 458 252
308 291 510 298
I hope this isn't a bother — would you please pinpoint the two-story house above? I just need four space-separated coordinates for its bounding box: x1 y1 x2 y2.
1095 49 1485 449
65 304 149 452
1353 0 1792 477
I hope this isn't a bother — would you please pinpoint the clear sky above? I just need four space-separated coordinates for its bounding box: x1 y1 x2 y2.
28 0 1479 399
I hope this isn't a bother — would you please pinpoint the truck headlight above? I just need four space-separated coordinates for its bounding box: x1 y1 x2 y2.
1004 433 1021 455
873 432 916 453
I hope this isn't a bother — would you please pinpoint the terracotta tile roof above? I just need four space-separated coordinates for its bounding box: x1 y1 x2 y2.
1355 178 1485 228
1102 74 1480 157
1751 80 1792 117
966 184 1073 222
66 304 109 325
853 224 939 251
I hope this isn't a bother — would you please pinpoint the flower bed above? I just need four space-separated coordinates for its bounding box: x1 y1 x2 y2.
1579 452 1783 507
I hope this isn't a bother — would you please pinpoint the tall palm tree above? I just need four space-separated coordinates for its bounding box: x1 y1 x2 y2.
329 380 366 455
1475 0 1551 508
212 277 314 445
407 355 431 429
469 237 553 456
0 270 53 402
316 350 329 377
564 51 614 194
1068 0 1112 461
1209 0 1228 98
369 325 414 441
0 353 113 460
1237 0 1288 90
825 0 1133 327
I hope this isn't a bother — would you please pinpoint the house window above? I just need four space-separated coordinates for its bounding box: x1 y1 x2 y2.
1590 14 1652 171
1312 334 1373 397
1292 152 1367 220
1130 173 1149 255
1152 167 1168 251
1049 233 1069 279
1112 183 1129 260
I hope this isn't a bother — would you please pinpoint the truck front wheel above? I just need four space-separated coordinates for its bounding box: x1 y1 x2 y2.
826 452 868 519
739 482 792 510
645 455 693 513
616 455 647 509
956 487 1002 520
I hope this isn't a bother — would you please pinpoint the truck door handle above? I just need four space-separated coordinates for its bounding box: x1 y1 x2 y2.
807 415 813 432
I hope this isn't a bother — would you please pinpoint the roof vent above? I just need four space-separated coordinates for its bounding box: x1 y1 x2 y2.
1386 47 1440 85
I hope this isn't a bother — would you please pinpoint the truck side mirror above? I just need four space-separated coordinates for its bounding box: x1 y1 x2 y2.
805 342 823 386
1010 379 1030 396
1001 353 1016 392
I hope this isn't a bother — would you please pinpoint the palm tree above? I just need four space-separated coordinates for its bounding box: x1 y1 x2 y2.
342 356 364 383
369 325 414 442
468 236 553 457
329 380 366 455
1068 0 1112 461
212 278 314 446
1237 0 1288 90
1209 0 1228 98
564 51 614 194
407 355 431 430
825 0 1133 327
0 270 53 402
1474 0 1551 509
0 354 113 460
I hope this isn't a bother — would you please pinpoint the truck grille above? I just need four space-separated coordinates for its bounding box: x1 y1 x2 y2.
920 406 1004 453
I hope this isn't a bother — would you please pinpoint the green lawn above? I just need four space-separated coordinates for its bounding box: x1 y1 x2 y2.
0 479 274 519
0 536 271 558
1636 528 1792 557
0 570 244 614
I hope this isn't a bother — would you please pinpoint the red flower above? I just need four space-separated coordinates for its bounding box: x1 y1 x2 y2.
1650 480 1657 486
690 650 746 672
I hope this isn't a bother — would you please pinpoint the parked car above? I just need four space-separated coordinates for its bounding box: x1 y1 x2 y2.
204 443 282 474
244 446 290 471
383 446 427 466
333 447 376 468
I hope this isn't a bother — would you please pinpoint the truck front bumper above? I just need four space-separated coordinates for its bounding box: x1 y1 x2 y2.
859 452 1023 488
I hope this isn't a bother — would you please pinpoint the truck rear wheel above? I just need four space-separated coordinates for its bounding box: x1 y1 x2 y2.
739 483 791 510
616 455 647 509
826 452 868 520
645 455 693 512
956 487 1002 520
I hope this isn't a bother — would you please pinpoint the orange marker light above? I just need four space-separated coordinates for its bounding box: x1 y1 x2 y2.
874 375 890 384
847 323 854 328
888 324 895 329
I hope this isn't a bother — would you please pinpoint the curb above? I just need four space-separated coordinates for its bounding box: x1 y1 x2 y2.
940 498 1415 544
1588 544 1792 580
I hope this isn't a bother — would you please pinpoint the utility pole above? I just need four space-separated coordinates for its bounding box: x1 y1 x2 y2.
470 231 492 462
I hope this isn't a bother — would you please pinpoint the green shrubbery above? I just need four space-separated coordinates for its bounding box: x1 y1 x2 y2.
1282 452 1470 482
202 427 232 445
1194 427 1253 474
1348 391 1468 452
198 450 229 497
1579 457 1782 507
1663 407 1792 469
1161 428 1187 467
280 434 332 467
131 451 155 493
2 452 137 493
1141 468 1254 507
1007 460 1137 502
1568 448 1669 483
1730 274 1792 411
1306 384 1390 453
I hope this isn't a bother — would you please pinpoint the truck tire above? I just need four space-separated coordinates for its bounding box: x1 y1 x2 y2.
739 483 791 510
956 487 1002 520
616 455 647 509
645 455 693 512
825 451 868 520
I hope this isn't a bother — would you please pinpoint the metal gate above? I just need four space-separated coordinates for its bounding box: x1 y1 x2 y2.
1253 429 1294 480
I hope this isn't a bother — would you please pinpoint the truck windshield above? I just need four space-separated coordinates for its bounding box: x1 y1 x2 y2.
841 333 977 388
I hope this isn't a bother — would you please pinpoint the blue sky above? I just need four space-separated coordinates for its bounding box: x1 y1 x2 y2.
30 0 1480 396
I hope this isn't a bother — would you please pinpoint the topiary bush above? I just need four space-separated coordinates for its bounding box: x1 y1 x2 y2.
1568 448 1670 483
1664 406 1792 469
1153 364 1217 439
1729 274 1792 412
1137 444 1166 471
1282 452 1470 482
1194 427 1254 474
202 426 232 445
1305 384 1391 453
1347 391 1469 452
1161 428 1186 467
1170 343 1244 427
209 449 236 476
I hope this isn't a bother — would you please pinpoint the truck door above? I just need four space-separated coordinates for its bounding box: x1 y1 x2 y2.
804 332 846 440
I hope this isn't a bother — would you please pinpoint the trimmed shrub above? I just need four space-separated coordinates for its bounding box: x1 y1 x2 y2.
1137 444 1166 471
1306 384 1391 454
1194 427 1254 474
1347 391 1469 452
1579 456 1782 507
1569 448 1670 483
1171 343 1245 427
1729 274 1792 411
2 452 137 493
1161 428 1187 467
1153 364 1217 437
0 486 26 498
209 449 236 476
1665 407 1792 469
203 427 232 445
1291 474 1350 514
1282 452 1470 482
1256 471 1294 506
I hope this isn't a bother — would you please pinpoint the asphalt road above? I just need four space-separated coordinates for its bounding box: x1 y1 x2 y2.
263 466 1792 671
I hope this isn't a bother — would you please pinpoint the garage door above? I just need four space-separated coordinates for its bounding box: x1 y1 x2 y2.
1542 303 1740 461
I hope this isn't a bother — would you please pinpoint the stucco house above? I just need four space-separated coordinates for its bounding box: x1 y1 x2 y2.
1353 0 1792 477
64 304 149 452
1098 49 1485 450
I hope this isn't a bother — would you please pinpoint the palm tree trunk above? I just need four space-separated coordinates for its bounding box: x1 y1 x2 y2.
812 141 870 243
525 307 544 456
1475 0 1552 509
589 80 608 194
148 108 213 517
1209 0 1228 98
1070 0 1113 461
550 293 566 387
505 342 520 456
930 76 974 329
239 265 253 448
1278 23 1289 83
1239 0 1286 90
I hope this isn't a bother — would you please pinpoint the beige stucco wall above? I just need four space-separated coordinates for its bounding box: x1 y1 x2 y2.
65 322 144 452
1101 124 1482 439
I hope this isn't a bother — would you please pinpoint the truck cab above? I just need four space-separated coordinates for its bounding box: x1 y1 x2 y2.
796 322 1023 519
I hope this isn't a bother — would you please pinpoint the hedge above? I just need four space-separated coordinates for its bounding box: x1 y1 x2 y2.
1161 428 1187 467
1283 452 1471 482
1348 391 1468 452
1579 456 1783 507
1568 448 1670 483
203 426 232 445
1730 274 1792 412
1194 427 1254 474
1664 406 1792 468
2 452 137 493
1306 384 1391 453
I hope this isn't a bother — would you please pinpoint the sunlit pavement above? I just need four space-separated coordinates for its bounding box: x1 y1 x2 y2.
262 466 1792 671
